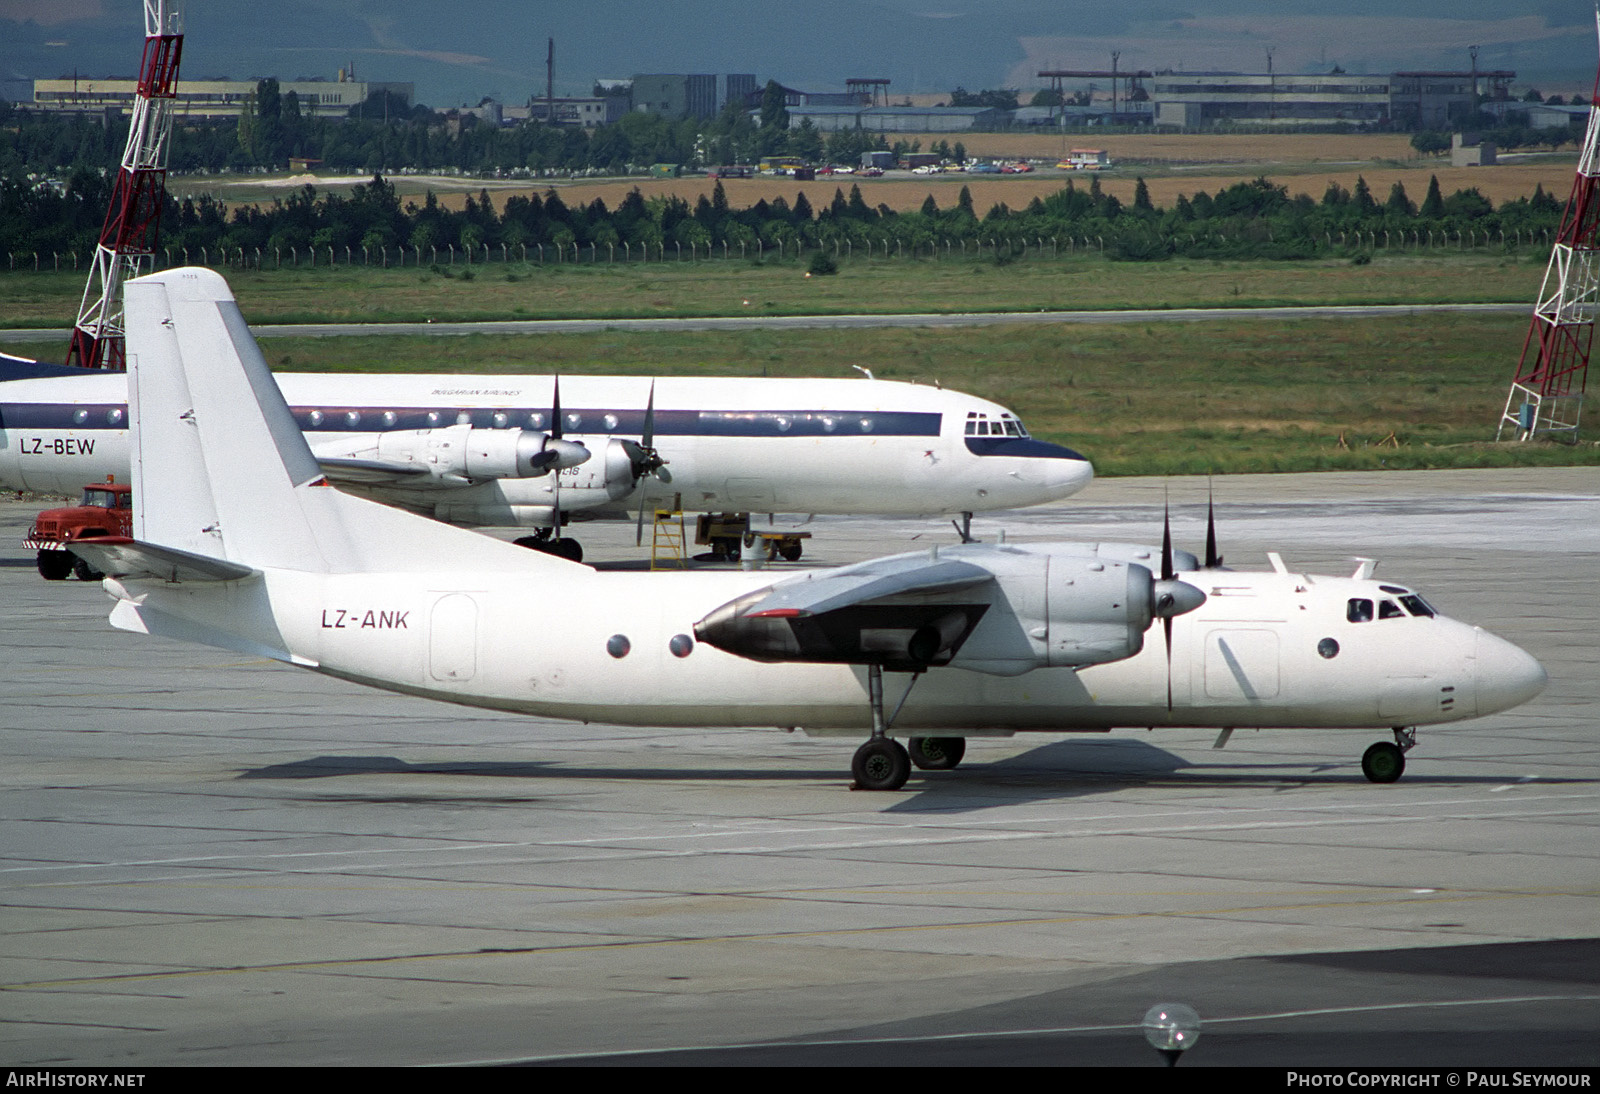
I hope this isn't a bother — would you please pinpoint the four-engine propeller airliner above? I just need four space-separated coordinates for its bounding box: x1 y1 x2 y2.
68 269 1548 789
0 342 1092 560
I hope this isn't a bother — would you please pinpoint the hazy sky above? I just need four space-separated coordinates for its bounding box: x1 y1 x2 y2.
3 1 1597 107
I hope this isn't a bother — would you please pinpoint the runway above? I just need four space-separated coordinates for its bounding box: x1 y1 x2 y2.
0 301 1526 344
1 468 1596 1066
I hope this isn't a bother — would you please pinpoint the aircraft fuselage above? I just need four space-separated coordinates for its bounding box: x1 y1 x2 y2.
114 554 1543 735
0 372 1092 520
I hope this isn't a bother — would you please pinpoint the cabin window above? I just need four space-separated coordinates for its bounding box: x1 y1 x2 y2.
344 411 361 427
1347 598 1373 623
307 410 324 427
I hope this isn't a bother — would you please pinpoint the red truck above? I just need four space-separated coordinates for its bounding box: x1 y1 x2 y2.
24 481 133 580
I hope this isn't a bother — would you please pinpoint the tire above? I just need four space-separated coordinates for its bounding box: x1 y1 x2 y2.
72 556 104 582
851 738 911 791
37 551 72 581
1361 741 1405 784
549 538 584 563
908 736 966 771
780 543 803 562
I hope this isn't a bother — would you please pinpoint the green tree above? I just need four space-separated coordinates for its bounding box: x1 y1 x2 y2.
1420 175 1445 218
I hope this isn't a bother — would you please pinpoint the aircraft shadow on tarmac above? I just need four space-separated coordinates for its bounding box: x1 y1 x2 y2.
234 739 1593 811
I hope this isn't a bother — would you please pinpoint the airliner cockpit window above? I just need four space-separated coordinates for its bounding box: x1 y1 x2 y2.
1378 599 1406 619
1398 594 1436 618
1347 598 1374 623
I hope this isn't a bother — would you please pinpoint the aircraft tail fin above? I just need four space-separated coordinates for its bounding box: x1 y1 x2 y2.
124 268 544 573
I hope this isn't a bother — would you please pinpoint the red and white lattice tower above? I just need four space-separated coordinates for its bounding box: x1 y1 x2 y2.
65 0 183 371
1497 9 1600 441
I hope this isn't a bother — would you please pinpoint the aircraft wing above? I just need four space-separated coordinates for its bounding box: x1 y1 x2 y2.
740 555 995 617
315 456 438 486
68 537 260 583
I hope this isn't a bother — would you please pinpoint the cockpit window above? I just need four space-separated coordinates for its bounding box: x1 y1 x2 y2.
1347 598 1374 623
966 411 1031 438
1398 594 1435 618
1378 599 1405 619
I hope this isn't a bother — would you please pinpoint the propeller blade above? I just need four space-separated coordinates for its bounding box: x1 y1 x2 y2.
1161 498 1174 582
550 374 563 441
1205 483 1223 569
1164 614 1174 711
636 495 648 547
642 378 656 449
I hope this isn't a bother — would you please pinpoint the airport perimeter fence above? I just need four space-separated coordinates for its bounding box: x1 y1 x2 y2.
2 225 1559 275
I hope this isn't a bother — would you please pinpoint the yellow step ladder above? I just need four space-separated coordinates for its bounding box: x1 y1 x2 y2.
650 494 687 570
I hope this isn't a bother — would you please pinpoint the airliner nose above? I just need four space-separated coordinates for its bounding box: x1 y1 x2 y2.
1042 446 1095 495
1475 629 1547 716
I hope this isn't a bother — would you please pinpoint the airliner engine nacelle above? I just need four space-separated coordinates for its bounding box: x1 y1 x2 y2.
369 424 590 483
695 545 1207 677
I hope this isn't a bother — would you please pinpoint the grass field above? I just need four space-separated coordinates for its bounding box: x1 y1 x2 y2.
10 311 1589 477
0 252 1551 329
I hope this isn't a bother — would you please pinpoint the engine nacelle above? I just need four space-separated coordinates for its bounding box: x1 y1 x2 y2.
369 424 588 482
696 544 1205 678
950 553 1155 675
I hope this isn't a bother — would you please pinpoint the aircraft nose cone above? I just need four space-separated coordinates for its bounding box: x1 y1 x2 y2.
1475 629 1547 716
1037 445 1094 496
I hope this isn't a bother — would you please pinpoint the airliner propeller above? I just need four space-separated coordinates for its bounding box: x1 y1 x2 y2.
1204 482 1224 570
627 379 673 545
1153 500 1208 711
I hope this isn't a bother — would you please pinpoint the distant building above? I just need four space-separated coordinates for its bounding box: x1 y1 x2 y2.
1151 72 1392 127
29 73 412 120
1450 131 1497 166
723 74 756 112
631 73 718 119
527 96 627 127
1150 69 1514 129
787 105 1007 132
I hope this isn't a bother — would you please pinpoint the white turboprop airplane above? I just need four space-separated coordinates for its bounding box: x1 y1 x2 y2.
70 269 1548 789
0 345 1092 560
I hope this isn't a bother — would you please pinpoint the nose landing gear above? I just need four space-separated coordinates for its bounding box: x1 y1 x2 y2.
1361 726 1416 784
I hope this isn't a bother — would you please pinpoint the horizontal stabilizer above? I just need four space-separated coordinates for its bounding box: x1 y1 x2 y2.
742 555 993 617
69 536 260 583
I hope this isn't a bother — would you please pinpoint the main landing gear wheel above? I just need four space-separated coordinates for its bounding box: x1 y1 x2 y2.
852 738 911 791
908 736 966 771
513 535 584 563
1361 741 1405 784
72 556 104 582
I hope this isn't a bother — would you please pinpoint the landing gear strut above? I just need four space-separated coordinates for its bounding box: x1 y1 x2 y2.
1361 727 1416 784
848 664 940 790
952 510 975 544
